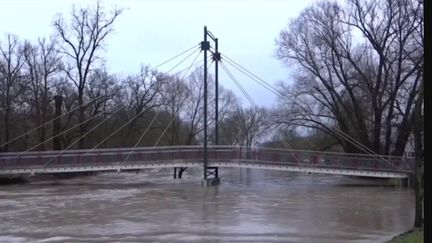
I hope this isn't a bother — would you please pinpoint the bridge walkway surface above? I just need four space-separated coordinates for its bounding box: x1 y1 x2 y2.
0 146 414 179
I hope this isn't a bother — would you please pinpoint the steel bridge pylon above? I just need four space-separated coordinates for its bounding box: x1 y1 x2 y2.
201 26 221 186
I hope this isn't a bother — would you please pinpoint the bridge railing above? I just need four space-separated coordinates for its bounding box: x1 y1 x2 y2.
205 147 414 173
0 146 415 174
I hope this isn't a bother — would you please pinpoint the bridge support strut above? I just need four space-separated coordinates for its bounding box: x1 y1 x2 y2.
202 166 220 187
173 167 188 179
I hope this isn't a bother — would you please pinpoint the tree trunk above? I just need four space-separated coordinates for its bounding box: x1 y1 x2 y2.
413 94 423 228
53 95 63 150
78 92 85 149
3 108 10 152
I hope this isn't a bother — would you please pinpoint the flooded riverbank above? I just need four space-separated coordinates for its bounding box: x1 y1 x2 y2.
0 168 414 242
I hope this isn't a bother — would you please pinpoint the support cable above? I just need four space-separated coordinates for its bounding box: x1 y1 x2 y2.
121 110 161 163
152 43 201 70
89 107 153 150
0 96 105 149
40 47 204 169
177 49 203 80
88 51 204 150
220 53 398 168
279 137 304 166
19 107 109 154
41 105 125 167
220 62 257 107
153 115 176 147
118 50 206 162
4 44 200 152
153 56 212 147
166 48 201 74
221 61 303 165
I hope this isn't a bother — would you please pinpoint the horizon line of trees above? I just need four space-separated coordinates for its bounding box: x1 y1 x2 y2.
1 0 423 159
0 3 275 153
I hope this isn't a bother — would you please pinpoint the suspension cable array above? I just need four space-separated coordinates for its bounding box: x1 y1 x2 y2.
2 28 402 175
218 52 398 167
0 96 105 149
42 105 126 167
3 43 208 171
220 61 257 107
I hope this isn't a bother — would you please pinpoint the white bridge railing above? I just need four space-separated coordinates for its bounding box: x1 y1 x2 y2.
0 146 414 175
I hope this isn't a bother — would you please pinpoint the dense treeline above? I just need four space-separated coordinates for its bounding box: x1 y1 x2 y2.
0 3 270 152
274 0 423 156
0 0 423 157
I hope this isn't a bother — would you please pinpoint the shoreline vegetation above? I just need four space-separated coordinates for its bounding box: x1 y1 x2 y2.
387 227 424 243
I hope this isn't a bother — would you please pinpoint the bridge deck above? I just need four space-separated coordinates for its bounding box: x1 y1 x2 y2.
0 146 414 178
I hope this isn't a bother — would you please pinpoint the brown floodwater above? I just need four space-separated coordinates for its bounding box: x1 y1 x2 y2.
0 168 414 242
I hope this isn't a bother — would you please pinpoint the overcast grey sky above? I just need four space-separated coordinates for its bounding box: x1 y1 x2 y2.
0 0 317 107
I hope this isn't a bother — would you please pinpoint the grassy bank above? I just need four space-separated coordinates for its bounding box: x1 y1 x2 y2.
388 227 423 243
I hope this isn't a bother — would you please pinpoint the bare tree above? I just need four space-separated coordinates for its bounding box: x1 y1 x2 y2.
160 76 189 145
219 106 267 147
120 66 165 145
275 0 423 155
411 79 423 228
0 34 26 152
84 66 122 146
157 67 241 146
53 2 122 148
23 37 61 150
182 68 207 145
86 66 120 116
210 85 240 143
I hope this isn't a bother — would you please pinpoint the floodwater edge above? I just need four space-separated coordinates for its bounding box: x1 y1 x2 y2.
387 226 424 243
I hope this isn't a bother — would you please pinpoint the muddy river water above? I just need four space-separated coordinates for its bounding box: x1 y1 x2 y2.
0 168 413 242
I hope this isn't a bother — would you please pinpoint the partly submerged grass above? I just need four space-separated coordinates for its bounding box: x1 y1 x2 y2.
388 227 423 243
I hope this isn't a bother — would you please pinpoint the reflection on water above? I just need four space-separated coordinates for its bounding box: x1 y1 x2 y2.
0 168 413 242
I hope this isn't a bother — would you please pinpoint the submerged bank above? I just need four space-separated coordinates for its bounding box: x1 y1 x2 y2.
387 227 423 243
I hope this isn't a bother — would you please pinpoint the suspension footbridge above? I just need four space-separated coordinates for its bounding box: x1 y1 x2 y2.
0 27 415 183
0 146 414 178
